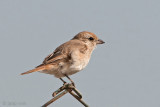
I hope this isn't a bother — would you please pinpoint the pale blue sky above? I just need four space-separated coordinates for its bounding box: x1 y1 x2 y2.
0 0 160 107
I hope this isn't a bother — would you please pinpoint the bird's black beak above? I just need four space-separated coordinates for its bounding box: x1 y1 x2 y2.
96 39 105 44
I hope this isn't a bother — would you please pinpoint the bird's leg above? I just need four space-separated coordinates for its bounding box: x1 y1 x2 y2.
65 74 75 87
59 78 67 85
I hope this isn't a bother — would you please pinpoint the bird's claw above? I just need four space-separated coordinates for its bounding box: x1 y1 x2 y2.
71 82 75 87
63 82 67 86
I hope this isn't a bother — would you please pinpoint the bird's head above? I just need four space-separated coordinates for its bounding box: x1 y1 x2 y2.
72 31 105 47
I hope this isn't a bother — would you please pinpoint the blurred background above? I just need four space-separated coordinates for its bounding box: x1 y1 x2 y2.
0 0 160 107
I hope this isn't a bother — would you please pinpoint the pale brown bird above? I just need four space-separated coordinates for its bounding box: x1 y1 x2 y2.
21 31 105 85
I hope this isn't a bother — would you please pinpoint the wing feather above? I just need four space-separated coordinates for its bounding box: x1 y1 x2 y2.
36 43 67 67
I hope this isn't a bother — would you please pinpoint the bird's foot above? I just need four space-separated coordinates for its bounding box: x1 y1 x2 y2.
63 82 67 86
71 81 75 87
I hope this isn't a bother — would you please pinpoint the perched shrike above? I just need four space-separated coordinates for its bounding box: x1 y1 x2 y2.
21 31 105 85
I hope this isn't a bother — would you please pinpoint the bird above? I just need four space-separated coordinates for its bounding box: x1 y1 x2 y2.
21 31 105 86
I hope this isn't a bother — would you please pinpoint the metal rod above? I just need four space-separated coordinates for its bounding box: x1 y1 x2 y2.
72 87 82 98
42 90 68 107
52 84 66 97
42 83 89 107
68 90 89 107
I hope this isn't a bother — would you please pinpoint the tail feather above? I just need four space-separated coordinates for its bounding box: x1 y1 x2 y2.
21 65 52 75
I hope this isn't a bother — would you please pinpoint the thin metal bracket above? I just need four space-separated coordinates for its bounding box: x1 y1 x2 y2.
42 83 89 107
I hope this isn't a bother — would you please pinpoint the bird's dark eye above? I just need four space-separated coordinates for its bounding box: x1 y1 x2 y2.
89 37 94 40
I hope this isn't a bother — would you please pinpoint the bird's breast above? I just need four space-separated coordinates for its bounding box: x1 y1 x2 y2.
60 48 93 76
67 54 91 75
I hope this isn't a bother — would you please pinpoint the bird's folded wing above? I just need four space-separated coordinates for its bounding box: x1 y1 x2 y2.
37 43 69 67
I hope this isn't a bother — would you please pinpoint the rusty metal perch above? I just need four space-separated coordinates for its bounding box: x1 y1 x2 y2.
41 83 89 107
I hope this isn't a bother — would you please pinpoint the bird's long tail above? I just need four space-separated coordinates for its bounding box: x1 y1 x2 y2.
21 65 52 75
